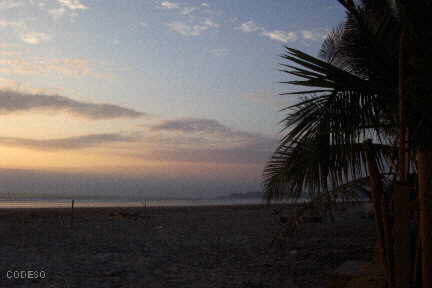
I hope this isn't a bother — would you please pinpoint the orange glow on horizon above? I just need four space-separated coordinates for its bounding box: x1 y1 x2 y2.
0 146 263 181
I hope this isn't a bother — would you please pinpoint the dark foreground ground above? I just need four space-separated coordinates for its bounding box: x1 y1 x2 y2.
0 203 375 288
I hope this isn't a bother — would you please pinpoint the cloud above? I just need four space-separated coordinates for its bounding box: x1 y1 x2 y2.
27 0 87 20
160 1 220 36
237 20 262 33
181 7 196 15
0 114 276 164
0 133 138 151
0 77 18 88
209 48 229 57
0 49 22 57
0 20 52 45
161 1 178 9
0 20 26 29
203 18 219 28
20 32 52 44
0 0 24 10
143 118 277 164
237 21 297 43
0 89 145 120
152 118 235 135
166 18 219 36
0 56 110 78
166 22 198 36
0 43 21 49
262 30 297 43
149 117 275 148
301 29 328 41
48 7 67 20
160 0 198 14
57 0 87 10
251 27 325 43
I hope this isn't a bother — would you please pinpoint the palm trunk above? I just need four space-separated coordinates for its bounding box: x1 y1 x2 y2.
416 149 432 288
364 140 393 287
392 28 411 288
393 182 411 288
382 199 394 287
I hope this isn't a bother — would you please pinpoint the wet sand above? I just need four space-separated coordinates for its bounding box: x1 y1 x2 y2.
0 203 375 288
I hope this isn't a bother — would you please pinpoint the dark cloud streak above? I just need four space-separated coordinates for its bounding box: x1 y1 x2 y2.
0 89 145 119
151 118 254 139
149 117 278 164
0 133 139 151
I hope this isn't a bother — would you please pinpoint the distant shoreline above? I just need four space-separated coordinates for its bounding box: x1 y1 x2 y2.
0 198 271 209
0 197 368 209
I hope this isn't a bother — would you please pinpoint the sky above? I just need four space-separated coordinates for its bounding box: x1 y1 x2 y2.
0 0 345 199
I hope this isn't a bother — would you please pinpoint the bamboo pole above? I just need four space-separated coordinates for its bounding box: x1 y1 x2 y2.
417 149 432 288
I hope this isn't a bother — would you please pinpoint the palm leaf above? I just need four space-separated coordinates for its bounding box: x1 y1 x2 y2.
264 139 393 201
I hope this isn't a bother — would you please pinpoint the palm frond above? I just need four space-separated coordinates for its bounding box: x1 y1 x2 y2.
278 48 394 146
263 138 392 201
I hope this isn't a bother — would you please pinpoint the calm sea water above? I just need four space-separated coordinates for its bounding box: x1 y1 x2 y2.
0 198 273 209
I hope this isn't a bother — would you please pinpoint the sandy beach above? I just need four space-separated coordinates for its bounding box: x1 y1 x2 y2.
0 203 375 288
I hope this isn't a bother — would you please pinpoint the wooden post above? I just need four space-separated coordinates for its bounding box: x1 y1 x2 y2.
70 199 75 228
417 149 432 288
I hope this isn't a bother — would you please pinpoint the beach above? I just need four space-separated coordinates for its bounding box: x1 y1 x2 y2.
0 203 375 288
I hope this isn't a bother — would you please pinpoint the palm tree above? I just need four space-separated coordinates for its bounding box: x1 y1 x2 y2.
264 0 398 204
394 2 432 287
264 1 432 287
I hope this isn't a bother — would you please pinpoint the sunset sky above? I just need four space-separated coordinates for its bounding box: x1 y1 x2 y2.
0 0 345 198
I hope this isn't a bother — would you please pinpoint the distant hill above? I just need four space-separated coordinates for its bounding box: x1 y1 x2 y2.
218 191 263 200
